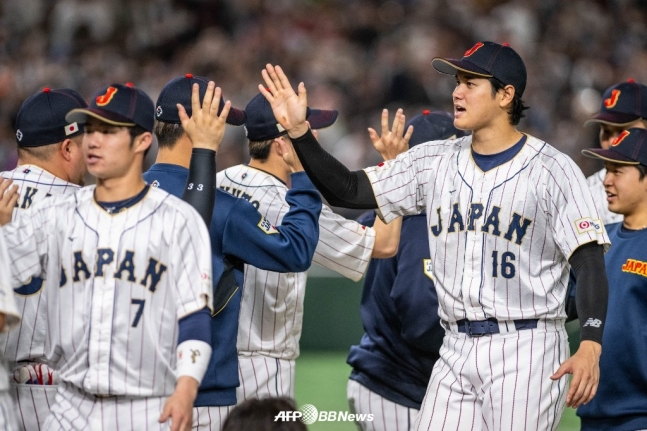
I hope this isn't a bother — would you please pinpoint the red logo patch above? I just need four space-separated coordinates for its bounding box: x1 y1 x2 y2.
464 42 484 57
604 89 621 109
578 220 590 230
611 129 630 147
96 87 118 106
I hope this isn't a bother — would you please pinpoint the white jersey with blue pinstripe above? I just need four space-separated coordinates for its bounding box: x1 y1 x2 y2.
0 231 22 391
586 168 623 225
1 186 213 396
217 165 375 362
0 165 80 364
365 134 610 324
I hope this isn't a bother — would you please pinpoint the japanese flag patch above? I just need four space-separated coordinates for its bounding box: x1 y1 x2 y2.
574 217 603 235
65 122 79 136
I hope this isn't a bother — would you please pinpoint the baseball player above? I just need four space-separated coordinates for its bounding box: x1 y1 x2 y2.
347 111 466 431
1 82 225 430
0 87 87 431
0 229 23 430
216 93 404 404
143 74 323 431
583 79 647 225
575 128 647 430
259 41 610 431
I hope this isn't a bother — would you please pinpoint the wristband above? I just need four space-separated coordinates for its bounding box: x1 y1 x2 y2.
177 339 212 384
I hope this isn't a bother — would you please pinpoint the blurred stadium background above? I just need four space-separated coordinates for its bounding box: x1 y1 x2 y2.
3 0 644 429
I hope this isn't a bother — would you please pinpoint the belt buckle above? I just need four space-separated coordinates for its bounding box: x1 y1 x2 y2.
467 322 485 338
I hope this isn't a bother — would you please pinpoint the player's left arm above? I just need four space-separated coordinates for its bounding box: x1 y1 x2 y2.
178 81 231 225
544 156 610 409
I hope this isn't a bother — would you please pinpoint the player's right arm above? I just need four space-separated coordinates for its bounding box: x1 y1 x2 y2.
178 82 231 225
0 230 21 332
220 172 322 273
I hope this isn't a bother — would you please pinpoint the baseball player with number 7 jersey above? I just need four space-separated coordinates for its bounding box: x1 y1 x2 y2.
1 82 216 430
258 41 610 431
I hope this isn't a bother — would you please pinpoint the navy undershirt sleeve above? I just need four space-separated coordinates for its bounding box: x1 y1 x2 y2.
178 307 212 344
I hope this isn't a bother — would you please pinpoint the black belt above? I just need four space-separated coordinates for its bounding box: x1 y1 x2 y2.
456 318 539 337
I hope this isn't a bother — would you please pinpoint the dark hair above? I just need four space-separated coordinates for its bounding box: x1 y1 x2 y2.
489 77 529 126
637 164 647 180
153 120 184 149
249 139 275 161
222 397 307 431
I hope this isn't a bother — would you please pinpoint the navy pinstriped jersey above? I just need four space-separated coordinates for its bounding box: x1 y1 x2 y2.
143 163 321 406
578 223 647 431
347 211 443 409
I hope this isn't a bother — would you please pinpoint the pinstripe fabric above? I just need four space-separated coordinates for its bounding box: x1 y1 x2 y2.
217 165 374 399
43 382 170 430
586 169 622 225
347 379 416 431
0 165 79 431
414 322 568 431
0 390 20 431
365 135 610 324
11 383 57 431
192 405 232 431
236 356 295 401
2 186 213 397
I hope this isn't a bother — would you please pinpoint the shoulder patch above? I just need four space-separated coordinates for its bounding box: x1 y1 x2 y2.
258 216 279 234
423 259 434 281
574 217 603 235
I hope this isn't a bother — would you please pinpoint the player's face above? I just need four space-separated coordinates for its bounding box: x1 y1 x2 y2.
599 120 645 149
453 72 503 131
603 161 647 216
82 118 144 180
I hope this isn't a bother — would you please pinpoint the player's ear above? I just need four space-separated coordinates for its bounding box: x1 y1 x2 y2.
60 139 74 162
133 132 153 155
498 84 516 109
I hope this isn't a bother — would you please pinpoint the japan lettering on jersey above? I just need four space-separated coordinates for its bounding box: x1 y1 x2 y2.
217 166 375 360
2 186 212 396
0 165 80 363
365 134 610 323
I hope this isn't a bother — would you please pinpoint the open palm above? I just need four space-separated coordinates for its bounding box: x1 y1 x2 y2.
259 64 309 136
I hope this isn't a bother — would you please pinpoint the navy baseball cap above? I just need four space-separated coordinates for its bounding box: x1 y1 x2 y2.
244 93 338 141
432 41 527 97
584 80 647 127
155 74 246 126
66 83 155 132
15 87 87 147
406 110 467 148
582 128 647 166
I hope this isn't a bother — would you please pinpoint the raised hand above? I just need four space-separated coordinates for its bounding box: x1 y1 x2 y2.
259 64 309 138
177 82 231 152
368 109 413 161
0 178 18 226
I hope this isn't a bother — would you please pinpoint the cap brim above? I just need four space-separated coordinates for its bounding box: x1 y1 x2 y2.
306 108 338 129
225 106 247 126
581 148 639 164
583 112 641 127
431 58 493 78
66 108 135 127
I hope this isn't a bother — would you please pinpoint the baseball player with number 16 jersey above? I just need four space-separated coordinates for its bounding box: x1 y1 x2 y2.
259 41 610 431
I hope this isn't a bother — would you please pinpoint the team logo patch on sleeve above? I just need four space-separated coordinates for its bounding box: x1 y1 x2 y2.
258 216 279 234
574 217 603 235
423 259 434 281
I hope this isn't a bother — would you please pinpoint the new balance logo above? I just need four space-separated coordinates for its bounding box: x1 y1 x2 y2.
583 318 602 328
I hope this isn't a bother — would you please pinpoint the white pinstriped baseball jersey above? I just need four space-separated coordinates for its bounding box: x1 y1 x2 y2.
365 134 609 324
1 186 213 396
586 168 623 225
0 165 80 364
217 165 375 360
